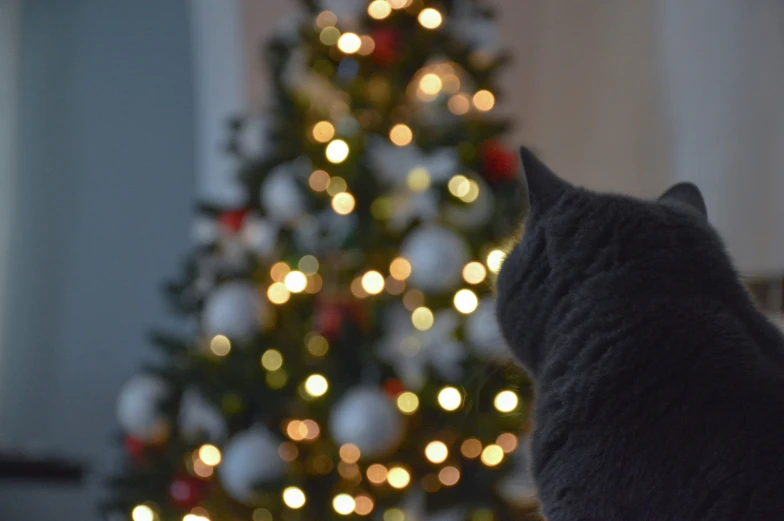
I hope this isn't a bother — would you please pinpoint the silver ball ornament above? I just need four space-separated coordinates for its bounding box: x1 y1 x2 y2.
330 387 404 458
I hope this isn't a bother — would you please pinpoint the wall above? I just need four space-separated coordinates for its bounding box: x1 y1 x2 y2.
0 1 195 519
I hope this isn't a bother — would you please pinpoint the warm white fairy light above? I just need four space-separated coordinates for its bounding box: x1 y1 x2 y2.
332 192 356 215
389 257 412 280
270 261 290 282
209 335 231 356
305 374 329 397
424 441 449 464
448 94 471 115
367 464 388 484
309 169 330 191
358 35 376 55
354 495 375 516
315 11 337 29
267 282 291 305
339 443 361 464
261 349 283 371
132 505 154 521
419 73 443 96
418 8 443 29
494 390 519 413
439 466 460 486
368 0 392 20
198 444 222 466
326 139 350 163
396 391 419 414
463 262 487 284
388 0 411 8
411 306 434 331
448 174 470 198
361 270 385 295
337 33 362 54
438 386 462 411
299 255 319 275
312 121 335 143
481 444 504 466
387 467 411 489
326 176 348 195
461 439 482 459
320 26 341 45
473 90 496 111
284 271 308 293
389 123 413 146
333 494 356 515
282 487 307 509
460 180 480 203
453 289 479 314
407 167 431 192
497 432 519 453
486 249 507 274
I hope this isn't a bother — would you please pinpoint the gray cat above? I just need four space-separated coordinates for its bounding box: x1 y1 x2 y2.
495 148 784 521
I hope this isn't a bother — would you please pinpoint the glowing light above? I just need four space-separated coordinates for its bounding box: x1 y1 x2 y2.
267 282 290 304
337 33 362 54
332 494 356 515
473 90 496 111
497 432 519 453
411 306 434 331
326 176 348 195
309 169 330 191
438 386 462 411
389 257 412 280
320 26 341 45
425 441 448 464
461 438 482 459
367 464 388 484
407 167 431 191
418 8 443 29
284 271 308 293
371 197 393 220
306 274 323 294
419 73 443 96
487 249 507 274
193 457 214 478
331 192 356 215
448 94 471 115
304 374 329 397
266 369 288 389
307 334 329 357
253 509 273 521
299 255 319 275
459 180 480 203
326 139 349 163
351 276 368 299
442 73 461 93
448 174 470 198
389 123 413 146
463 262 487 284
384 508 405 521
386 276 405 295
303 419 320 440
453 289 479 314
403 290 425 311
396 391 419 414
132 505 154 521
261 349 283 371
368 0 392 20
270 261 291 282
362 270 386 295
198 444 221 466
316 11 337 29
282 487 307 509
286 420 306 441
494 390 519 413
312 121 335 143
358 35 375 56
338 462 360 480
339 443 361 463
388 0 411 8
278 442 299 462
481 445 505 466
209 335 231 356
183 515 209 521
439 466 461 486
387 467 411 489
354 495 375 516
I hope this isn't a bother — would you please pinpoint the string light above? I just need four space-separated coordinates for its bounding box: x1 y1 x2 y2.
351 276 368 299
193 457 214 478
453 289 479 314
403 289 425 310
368 0 392 20
332 192 356 215
460 180 480 203
304 374 329 397
388 0 411 8
418 8 443 29
183 514 209 521
419 73 443 96
284 271 308 293
367 463 388 484
473 509 495 521
439 466 461 486
354 495 375 516
278 442 299 462
442 73 461 93
494 390 519 413
387 467 411 489
209 335 231 356
302 419 320 440
312 121 335 143
198 444 221 466
282 487 307 509
286 420 306 441
448 94 471 115
486 249 507 274
333 494 356 515
132 505 154 521
448 174 470 198
326 176 348 195
362 270 386 295
267 282 291 304
358 35 375 56
389 124 413 146
299 255 319 275
438 386 462 411
389 257 412 280
270 261 291 282
315 11 337 29
266 369 288 389
411 306 434 331
407 167 431 191
461 439 482 459
309 169 330 191
473 90 496 111
254 509 273 521
320 26 341 45
261 349 283 371
338 462 361 480
496 433 519 453
326 139 350 163
463 262 487 284
339 443 361 463
396 391 419 414
384 508 405 521
337 33 362 54
307 334 329 357
425 441 448 464
306 274 323 294
386 276 405 295
481 445 505 466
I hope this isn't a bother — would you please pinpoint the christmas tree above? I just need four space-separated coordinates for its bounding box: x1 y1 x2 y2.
103 1 539 520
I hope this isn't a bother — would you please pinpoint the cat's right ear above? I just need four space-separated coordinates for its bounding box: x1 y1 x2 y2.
519 147 572 212
658 182 708 219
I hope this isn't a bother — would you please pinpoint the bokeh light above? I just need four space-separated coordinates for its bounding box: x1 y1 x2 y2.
425 441 448 464
209 335 231 356
333 494 356 515
463 262 487 284
332 192 356 215
312 121 335 143
326 139 350 163
396 391 419 414
453 289 479 314
337 33 362 54
418 8 443 29
282 487 306 509
304 374 329 397
438 386 462 411
411 306 434 331
389 124 413 146
472 90 496 111
387 467 411 489
480 444 504 466
494 390 519 413
486 249 507 274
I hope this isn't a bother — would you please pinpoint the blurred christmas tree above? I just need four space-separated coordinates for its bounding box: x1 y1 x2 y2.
102 1 539 521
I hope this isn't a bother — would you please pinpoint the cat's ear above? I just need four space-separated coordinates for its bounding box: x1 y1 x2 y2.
658 182 708 218
519 146 572 211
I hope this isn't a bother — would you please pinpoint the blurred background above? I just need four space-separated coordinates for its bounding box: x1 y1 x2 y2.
0 1 783 520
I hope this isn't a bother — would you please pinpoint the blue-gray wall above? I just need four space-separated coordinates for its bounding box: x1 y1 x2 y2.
0 1 195 518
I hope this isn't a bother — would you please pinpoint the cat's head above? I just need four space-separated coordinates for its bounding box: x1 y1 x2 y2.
495 147 727 374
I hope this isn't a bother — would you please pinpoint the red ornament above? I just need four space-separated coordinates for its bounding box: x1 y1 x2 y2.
316 298 370 340
480 141 518 182
382 378 405 398
169 476 204 510
371 28 400 67
124 436 145 463
218 208 249 233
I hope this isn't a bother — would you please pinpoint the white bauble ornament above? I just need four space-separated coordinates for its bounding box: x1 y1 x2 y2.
202 281 265 340
116 374 170 442
401 225 470 292
241 214 279 259
238 116 270 158
219 426 286 504
261 165 305 224
330 387 404 458
179 389 228 443
465 298 513 359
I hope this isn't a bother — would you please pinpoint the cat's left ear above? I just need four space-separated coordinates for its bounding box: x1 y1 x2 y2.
519 146 573 212
658 182 708 218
